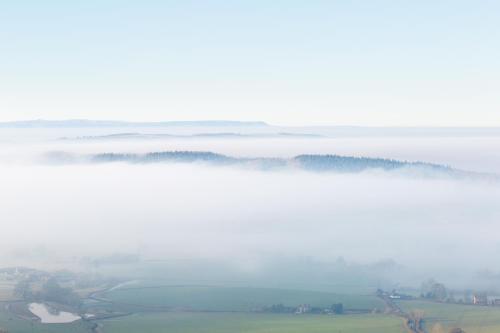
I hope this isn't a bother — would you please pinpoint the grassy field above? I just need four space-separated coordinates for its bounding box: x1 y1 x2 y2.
102 286 383 312
0 284 396 333
98 312 406 333
396 300 500 333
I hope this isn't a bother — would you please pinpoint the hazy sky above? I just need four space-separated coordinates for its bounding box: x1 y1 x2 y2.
1 1 499 126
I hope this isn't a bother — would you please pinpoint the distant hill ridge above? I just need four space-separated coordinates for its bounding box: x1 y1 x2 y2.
60 132 323 140
66 150 494 180
39 150 500 180
5 120 500 138
0 119 269 128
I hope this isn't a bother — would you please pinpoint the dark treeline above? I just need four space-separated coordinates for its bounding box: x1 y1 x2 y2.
88 151 463 176
92 151 236 164
293 154 450 172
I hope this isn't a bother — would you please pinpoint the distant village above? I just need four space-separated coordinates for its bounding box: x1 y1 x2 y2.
377 278 500 307
0 266 108 307
260 302 346 315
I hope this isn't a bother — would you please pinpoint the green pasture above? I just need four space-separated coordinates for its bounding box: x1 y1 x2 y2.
397 300 500 333
98 312 405 333
103 285 383 312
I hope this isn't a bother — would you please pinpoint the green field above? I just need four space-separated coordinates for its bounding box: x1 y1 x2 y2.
0 285 400 333
93 286 397 333
4 293 499 333
397 300 500 333
98 312 405 333
102 286 383 312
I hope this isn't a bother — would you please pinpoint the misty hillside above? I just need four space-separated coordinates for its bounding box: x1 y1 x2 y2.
92 151 238 164
293 154 453 173
62 151 489 179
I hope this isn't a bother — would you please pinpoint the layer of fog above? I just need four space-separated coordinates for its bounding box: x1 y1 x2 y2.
1 128 500 290
3 129 500 174
2 163 500 281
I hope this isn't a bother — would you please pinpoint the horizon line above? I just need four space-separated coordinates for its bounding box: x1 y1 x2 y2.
2 118 500 129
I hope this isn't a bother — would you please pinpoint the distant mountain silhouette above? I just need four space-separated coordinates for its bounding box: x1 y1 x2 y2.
0 119 268 128
59 132 322 140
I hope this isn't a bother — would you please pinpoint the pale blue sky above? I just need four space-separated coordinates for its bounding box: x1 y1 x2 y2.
1 0 499 125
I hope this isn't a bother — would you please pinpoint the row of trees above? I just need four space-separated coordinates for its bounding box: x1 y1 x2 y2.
15 278 81 308
421 279 448 301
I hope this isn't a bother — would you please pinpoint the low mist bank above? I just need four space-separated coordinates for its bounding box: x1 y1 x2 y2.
1 162 500 289
2 128 500 174
1 128 500 291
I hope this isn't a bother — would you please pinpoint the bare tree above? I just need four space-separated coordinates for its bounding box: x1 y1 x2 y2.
449 328 466 333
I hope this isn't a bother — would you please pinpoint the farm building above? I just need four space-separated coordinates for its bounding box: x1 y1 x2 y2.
473 293 488 305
